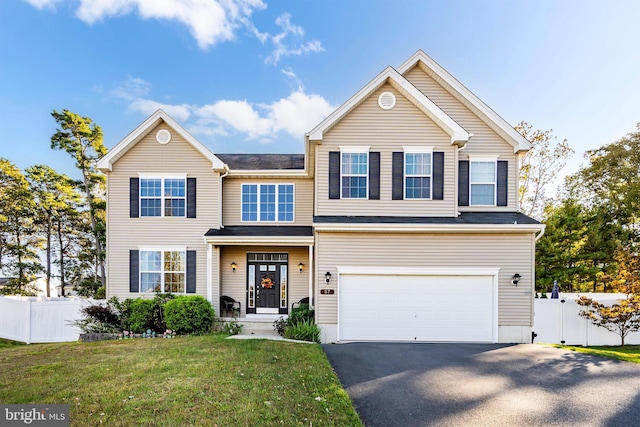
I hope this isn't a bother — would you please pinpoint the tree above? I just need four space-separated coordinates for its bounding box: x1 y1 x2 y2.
536 196 590 292
26 165 82 297
577 249 640 345
50 110 107 287
0 159 43 294
516 121 573 220
576 123 640 241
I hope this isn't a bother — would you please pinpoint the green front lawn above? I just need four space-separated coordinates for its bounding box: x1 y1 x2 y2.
0 335 362 426
553 344 640 363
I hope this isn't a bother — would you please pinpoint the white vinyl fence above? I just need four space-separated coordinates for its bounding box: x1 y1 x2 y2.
2 294 640 346
534 293 640 346
0 296 101 344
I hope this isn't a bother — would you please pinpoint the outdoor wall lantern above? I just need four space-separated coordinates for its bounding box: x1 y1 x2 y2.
231 262 237 272
512 273 522 286
298 263 304 272
325 271 332 283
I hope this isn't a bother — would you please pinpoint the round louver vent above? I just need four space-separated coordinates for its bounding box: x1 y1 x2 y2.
156 129 171 144
378 91 396 110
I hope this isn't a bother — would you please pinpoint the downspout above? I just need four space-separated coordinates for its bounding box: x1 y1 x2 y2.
308 244 314 308
455 133 472 217
535 225 546 241
206 243 212 304
218 165 230 229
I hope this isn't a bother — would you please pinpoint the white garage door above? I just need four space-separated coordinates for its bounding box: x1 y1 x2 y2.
339 274 494 342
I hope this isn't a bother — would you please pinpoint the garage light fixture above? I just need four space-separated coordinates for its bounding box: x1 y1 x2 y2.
298 263 304 272
231 262 237 272
512 273 521 286
325 271 332 283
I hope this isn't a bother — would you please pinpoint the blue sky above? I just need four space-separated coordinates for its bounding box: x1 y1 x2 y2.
1 0 639 185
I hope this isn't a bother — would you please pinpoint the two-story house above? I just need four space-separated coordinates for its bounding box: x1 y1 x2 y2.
97 50 544 344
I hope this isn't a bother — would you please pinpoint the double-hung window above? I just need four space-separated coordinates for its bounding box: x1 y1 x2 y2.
140 176 186 217
242 184 294 222
139 250 186 293
405 151 432 199
470 161 496 205
341 151 368 198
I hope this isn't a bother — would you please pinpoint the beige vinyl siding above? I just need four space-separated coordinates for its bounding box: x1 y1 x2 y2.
315 84 457 217
219 246 310 316
404 66 519 211
315 232 535 326
105 122 219 300
222 177 313 226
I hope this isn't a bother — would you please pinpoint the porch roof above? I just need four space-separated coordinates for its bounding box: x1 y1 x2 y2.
204 226 314 246
313 212 540 225
313 212 544 234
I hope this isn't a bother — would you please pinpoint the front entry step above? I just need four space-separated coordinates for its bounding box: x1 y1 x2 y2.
237 315 285 337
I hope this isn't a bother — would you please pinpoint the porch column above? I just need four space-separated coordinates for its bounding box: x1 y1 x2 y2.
308 244 314 308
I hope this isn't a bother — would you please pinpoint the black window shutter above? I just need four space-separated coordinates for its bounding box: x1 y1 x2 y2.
497 160 508 206
392 152 404 200
187 178 197 218
130 250 139 293
186 250 196 293
458 160 469 206
328 151 340 199
369 152 380 200
130 178 139 218
433 152 444 200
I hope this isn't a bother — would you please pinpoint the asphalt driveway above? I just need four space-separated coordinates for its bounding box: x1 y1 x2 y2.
322 343 640 427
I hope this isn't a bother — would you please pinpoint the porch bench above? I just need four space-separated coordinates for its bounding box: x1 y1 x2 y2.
220 295 241 317
291 297 310 311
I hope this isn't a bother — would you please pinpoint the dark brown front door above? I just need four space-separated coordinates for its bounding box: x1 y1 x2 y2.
256 265 279 311
247 253 288 315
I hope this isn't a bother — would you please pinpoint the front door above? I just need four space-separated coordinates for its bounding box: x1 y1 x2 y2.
256 265 279 313
247 253 288 315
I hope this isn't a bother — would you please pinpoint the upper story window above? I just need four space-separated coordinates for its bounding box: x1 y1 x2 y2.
341 152 368 198
140 177 185 217
242 184 294 222
139 250 185 293
405 151 432 199
470 161 496 206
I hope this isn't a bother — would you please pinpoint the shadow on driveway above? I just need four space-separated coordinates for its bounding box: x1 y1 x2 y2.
323 343 640 427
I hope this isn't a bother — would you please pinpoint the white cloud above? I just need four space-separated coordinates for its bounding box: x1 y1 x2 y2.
195 89 333 140
25 1 323 63
75 0 266 49
23 0 62 9
111 76 334 142
111 76 151 100
265 12 325 65
267 90 332 137
130 98 192 121
196 100 271 139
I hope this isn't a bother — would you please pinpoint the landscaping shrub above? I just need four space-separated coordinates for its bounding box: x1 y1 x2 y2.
117 294 175 333
164 295 215 334
289 303 314 324
125 299 156 333
273 303 318 342
73 302 120 333
284 320 321 343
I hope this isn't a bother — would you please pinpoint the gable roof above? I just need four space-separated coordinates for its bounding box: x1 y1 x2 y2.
216 154 305 170
306 66 470 146
97 109 226 172
397 50 531 153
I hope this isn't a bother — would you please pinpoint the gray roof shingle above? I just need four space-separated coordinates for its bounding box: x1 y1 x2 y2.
205 226 313 237
216 154 304 170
